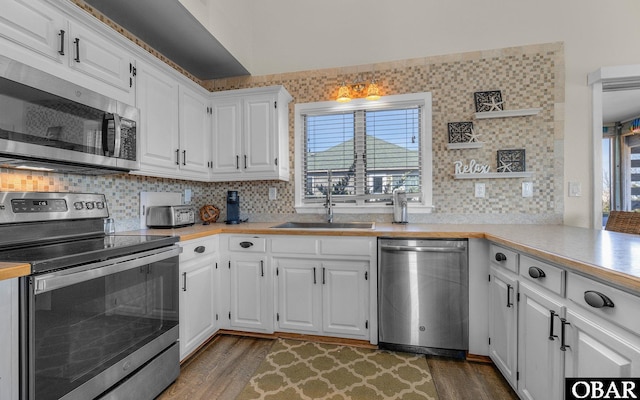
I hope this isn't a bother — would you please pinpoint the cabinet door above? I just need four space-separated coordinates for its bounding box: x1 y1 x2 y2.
179 258 216 360
322 261 369 338
275 258 322 334
211 97 242 178
179 85 210 179
243 93 277 174
0 279 18 400
564 308 640 378
489 265 518 388
0 0 65 62
518 281 564 400
67 20 133 94
135 60 180 176
230 256 270 332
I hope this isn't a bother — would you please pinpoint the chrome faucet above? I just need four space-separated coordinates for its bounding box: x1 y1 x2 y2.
325 170 333 223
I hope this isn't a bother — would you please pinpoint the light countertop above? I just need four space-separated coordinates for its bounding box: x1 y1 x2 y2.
2 222 640 295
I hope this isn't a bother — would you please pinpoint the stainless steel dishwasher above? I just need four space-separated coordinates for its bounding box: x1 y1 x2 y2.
378 238 468 358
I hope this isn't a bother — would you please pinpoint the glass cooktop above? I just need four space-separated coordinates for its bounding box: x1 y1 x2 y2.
0 234 179 274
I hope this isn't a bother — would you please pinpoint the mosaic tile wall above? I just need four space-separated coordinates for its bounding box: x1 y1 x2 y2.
0 37 564 227
204 43 565 224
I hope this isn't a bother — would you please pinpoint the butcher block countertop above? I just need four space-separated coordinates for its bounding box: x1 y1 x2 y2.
2 222 640 295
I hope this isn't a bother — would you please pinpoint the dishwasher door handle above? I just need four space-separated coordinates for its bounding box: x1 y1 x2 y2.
380 245 466 253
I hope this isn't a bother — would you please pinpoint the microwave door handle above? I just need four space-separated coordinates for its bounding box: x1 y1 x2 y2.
101 114 116 156
101 115 110 156
113 113 122 158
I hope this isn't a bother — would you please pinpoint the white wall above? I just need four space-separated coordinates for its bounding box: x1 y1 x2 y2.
179 0 253 71
192 0 640 228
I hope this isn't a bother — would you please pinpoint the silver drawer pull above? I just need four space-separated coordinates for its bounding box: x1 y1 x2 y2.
239 241 254 248
495 252 507 262
584 290 614 308
528 266 546 279
194 246 206 253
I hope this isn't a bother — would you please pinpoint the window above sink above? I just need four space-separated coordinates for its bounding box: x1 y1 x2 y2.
293 92 434 216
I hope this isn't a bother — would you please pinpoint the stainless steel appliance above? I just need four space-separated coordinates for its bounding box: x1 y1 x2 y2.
146 205 196 228
0 192 181 400
0 54 139 174
378 238 468 358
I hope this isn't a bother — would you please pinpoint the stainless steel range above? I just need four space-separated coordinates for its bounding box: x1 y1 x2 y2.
0 192 181 400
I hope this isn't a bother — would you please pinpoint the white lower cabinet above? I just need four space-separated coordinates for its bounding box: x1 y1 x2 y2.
0 278 18 400
321 261 369 338
564 308 640 378
517 281 565 400
272 235 374 341
488 242 640 400
229 254 271 332
564 271 640 378
276 258 322 333
179 237 218 361
221 235 272 334
489 264 519 389
275 257 369 340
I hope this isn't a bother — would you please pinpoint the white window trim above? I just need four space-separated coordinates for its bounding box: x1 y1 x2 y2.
293 92 433 215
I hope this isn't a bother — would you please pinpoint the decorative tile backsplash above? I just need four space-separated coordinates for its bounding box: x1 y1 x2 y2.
0 3 564 228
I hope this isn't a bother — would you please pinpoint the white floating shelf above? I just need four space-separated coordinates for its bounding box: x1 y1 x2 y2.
474 108 542 119
454 172 534 179
447 142 483 150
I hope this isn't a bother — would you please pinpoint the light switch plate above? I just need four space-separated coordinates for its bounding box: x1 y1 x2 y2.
184 188 192 203
269 187 277 200
474 183 485 198
569 181 582 197
522 182 533 197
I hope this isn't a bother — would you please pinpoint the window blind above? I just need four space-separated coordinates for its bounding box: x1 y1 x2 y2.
302 105 422 204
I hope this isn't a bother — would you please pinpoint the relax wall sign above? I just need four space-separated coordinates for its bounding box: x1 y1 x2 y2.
454 159 491 175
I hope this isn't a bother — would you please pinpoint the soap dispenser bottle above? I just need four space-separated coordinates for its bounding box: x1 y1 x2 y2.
392 189 408 224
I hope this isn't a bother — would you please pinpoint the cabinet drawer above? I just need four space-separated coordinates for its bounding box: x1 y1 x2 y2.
228 236 266 253
519 254 564 296
271 237 318 255
567 272 640 333
180 237 216 262
320 238 372 256
489 244 518 274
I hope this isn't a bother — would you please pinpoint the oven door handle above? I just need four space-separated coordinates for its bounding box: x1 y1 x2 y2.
33 246 182 294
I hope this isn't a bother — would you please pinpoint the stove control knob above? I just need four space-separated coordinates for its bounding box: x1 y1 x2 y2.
85 202 95 210
96 202 105 209
73 201 84 210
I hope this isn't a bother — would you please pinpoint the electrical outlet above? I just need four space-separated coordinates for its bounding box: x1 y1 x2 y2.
522 182 533 197
474 183 485 198
269 187 277 200
184 188 192 203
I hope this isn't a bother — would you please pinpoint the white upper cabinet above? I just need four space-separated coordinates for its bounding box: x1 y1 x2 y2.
66 19 134 95
210 97 242 176
134 58 211 181
0 0 65 62
135 59 180 177
210 86 292 182
179 85 211 178
0 0 135 104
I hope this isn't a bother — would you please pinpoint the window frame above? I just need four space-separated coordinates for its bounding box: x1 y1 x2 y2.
293 92 433 215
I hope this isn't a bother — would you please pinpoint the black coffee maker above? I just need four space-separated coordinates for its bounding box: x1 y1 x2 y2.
226 190 240 224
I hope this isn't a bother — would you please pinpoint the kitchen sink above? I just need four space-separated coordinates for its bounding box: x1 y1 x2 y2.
271 221 375 229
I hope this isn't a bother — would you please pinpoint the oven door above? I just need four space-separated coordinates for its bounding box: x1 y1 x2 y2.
20 246 180 400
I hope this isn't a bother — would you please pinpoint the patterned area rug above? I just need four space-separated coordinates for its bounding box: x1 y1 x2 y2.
237 339 439 400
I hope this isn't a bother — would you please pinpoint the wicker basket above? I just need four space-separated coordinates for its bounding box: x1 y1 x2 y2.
604 211 640 234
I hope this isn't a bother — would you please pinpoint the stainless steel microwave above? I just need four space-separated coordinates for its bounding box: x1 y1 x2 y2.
0 54 139 174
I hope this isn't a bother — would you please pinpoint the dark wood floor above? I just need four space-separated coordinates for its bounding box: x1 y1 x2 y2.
157 335 518 400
